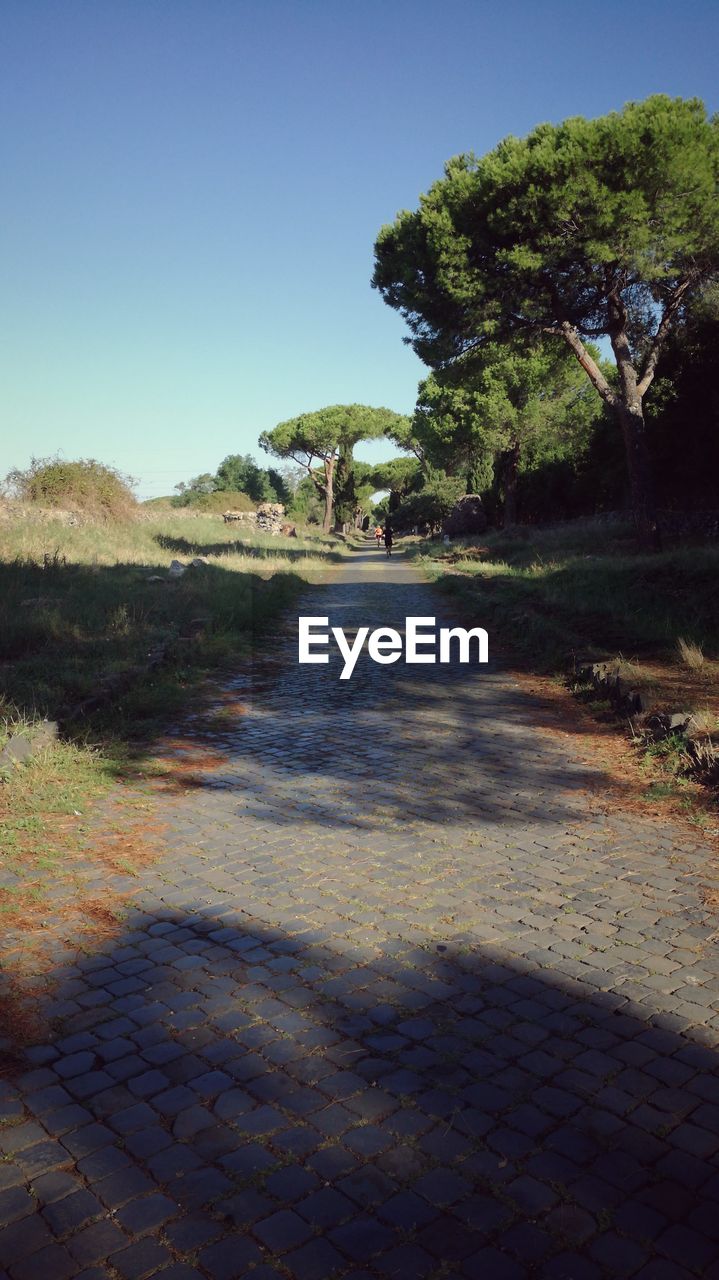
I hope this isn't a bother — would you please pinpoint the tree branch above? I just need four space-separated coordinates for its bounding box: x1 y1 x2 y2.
636 277 694 397
288 451 314 475
558 322 618 408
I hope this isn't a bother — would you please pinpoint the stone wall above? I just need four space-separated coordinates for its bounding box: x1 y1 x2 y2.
222 502 288 535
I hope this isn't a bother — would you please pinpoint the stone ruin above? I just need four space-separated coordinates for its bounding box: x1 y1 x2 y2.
255 502 286 534
222 502 294 536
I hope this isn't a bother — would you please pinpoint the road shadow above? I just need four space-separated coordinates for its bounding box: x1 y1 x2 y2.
0 546 643 828
4 907 718 1277
119 558 642 832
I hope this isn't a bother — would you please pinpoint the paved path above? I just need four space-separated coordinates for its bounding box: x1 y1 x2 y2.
2 543 719 1280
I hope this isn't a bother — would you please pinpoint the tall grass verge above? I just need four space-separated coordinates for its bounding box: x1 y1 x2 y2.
0 513 343 892
409 516 719 815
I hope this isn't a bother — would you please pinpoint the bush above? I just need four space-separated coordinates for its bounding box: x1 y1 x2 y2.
5 457 137 521
394 474 465 532
170 489 256 513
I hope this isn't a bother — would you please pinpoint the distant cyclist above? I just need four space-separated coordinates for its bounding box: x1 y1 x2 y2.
374 524 383 548
384 522 394 556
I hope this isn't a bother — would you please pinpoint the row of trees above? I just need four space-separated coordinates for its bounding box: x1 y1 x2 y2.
259 405 410 531
174 453 295 507
233 97 719 544
372 94 719 549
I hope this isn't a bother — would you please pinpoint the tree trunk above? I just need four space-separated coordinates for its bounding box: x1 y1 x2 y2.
614 399 662 552
322 457 335 533
606 312 662 552
503 441 520 526
559 318 663 552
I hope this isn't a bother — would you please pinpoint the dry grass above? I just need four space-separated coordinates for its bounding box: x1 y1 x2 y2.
149 742 230 793
0 508 341 576
677 635 706 670
689 707 719 737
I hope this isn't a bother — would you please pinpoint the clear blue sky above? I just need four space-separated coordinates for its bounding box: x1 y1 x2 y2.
2 0 718 499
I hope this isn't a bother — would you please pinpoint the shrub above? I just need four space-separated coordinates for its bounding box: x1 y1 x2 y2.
170 489 256 513
394 474 465 532
6 457 137 521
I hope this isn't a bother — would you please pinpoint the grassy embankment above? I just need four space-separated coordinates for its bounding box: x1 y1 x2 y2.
0 508 342 934
409 516 719 817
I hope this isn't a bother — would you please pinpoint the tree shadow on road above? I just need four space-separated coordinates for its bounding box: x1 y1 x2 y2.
4 906 719 1278
123 571 649 834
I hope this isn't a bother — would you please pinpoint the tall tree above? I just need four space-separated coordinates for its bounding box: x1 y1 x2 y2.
174 472 216 499
367 455 425 515
413 371 497 491
373 95 719 548
259 404 410 532
215 454 274 502
415 342 605 523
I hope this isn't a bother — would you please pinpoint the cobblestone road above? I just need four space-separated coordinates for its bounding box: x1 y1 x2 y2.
2 544 719 1279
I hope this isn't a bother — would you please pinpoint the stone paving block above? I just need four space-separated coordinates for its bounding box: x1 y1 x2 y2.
60 1123 115 1158
164 1215 223 1253
254 1209 313 1252
463 1246 526 1280
0 1220 53 1270
150 1085 197 1117
0 1123 47 1155
107 1103 158 1135
23 1085 72 1115
216 1187 275 1227
502 1222 554 1265
14 1140 70 1177
172 1166 234 1210
265 1164 319 1201
64 1071 116 1100
126 1070 169 1099
105 1055 147 1083
413 1168 470 1208
41 1188 103 1236
67 1219 128 1267
540 1250 603 1279
94 1167 157 1210
110 1239 172 1279
656 1222 717 1270
31 1170 81 1205
188 1069 233 1098
0 1187 35 1226
198 1236 264 1279
8 1243 76 1280
328 1216 395 1264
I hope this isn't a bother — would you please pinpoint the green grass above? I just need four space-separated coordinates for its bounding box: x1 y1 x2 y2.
0 510 342 796
0 508 346 921
406 514 711 814
0 511 343 743
409 515 719 812
410 516 719 670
